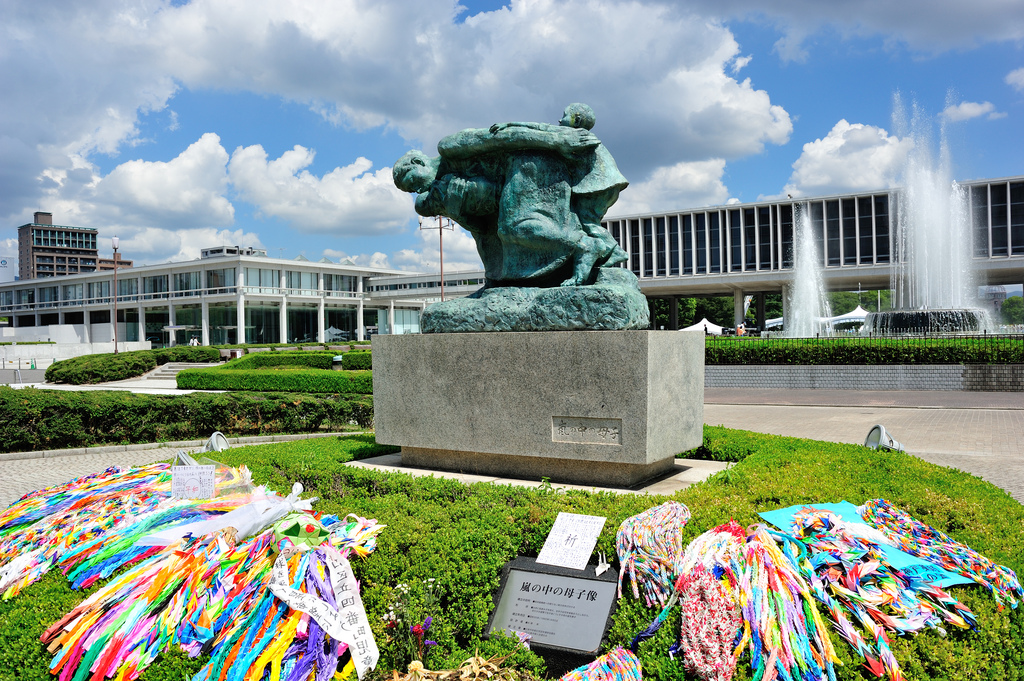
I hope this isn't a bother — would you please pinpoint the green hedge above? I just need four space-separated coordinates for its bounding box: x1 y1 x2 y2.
0 387 373 452
705 336 1024 365
4 429 1022 680
177 366 373 393
44 347 220 384
224 351 336 371
342 350 372 370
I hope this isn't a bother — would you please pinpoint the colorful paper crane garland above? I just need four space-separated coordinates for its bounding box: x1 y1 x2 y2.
859 498 1023 609
0 460 386 681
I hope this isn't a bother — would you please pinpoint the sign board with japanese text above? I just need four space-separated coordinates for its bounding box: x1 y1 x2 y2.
171 465 216 499
536 512 606 570
487 557 618 655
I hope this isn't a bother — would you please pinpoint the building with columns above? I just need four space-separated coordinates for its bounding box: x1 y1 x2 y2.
603 174 1024 329
0 249 430 348
3 174 1022 346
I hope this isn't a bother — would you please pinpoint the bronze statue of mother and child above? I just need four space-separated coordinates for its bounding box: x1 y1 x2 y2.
393 103 649 332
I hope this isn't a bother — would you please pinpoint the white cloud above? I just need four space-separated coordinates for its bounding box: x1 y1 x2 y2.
608 160 730 215
1006 67 1024 92
942 101 1001 121
685 0 1024 59
32 133 238 251
92 133 233 226
227 145 413 235
391 226 484 273
121 227 264 265
0 0 792 203
322 249 394 269
781 119 913 198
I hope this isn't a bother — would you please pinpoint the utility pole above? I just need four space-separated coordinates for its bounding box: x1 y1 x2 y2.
112 236 119 354
419 217 455 301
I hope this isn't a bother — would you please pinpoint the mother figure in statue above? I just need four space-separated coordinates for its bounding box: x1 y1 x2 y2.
393 103 628 288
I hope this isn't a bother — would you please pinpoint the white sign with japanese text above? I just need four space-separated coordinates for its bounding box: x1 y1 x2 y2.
171 465 215 499
489 569 617 653
536 512 606 570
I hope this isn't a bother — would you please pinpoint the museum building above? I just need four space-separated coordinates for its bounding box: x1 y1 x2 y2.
2 173 1022 346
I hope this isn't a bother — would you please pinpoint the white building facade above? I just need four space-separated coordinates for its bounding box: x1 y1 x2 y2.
0 250 431 348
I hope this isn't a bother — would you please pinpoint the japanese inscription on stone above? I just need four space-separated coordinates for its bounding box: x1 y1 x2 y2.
551 417 622 445
488 569 617 653
536 512 606 570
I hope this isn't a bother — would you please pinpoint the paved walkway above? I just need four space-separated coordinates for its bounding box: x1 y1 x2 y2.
1 382 1020 507
706 388 1024 503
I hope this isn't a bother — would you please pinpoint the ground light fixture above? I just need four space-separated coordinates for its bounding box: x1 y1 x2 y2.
864 424 904 452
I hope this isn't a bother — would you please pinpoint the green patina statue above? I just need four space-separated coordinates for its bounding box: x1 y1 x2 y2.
393 103 649 332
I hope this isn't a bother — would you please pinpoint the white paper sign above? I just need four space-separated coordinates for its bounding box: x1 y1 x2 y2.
536 512 607 570
268 549 380 679
171 465 216 499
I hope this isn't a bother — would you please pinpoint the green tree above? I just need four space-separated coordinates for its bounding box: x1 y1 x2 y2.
1002 296 1024 324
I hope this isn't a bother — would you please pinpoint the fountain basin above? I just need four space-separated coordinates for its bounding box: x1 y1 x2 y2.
863 309 992 335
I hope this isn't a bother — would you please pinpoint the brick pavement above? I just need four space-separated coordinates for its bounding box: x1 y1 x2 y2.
705 389 1024 503
0 447 172 509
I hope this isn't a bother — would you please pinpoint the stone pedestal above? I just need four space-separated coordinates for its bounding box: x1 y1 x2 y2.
372 330 704 487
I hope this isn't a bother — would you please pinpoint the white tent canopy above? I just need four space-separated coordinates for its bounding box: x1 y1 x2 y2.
682 317 724 335
827 305 870 325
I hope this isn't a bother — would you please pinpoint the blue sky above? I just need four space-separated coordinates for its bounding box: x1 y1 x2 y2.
1 0 1022 282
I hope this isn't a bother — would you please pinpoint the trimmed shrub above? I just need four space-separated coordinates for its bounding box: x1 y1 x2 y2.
0 387 373 452
44 347 219 384
223 351 336 371
705 336 1024 365
342 350 372 370
4 429 1021 680
177 367 373 393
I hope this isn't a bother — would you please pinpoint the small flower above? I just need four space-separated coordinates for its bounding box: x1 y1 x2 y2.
422 616 432 631
425 640 437 647
412 624 424 636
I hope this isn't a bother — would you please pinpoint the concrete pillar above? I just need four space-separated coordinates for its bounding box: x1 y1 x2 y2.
356 277 365 341
280 298 288 344
647 298 656 330
733 290 744 329
317 273 325 343
388 299 395 335
781 284 790 331
317 298 325 343
168 304 176 346
137 305 145 346
201 300 210 346
237 269 246 345
756 293 766 331
280 271 288 344
669 297 679 330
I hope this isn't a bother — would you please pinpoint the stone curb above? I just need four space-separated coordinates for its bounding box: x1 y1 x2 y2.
0 431 368 463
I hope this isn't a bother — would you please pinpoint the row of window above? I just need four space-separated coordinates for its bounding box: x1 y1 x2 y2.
604 183 1024 279
370 278 483 292
31 229 97 250
0 268 368 310
970 182 1024 257
605 196 893 278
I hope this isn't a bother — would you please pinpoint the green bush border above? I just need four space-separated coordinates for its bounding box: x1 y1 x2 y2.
705 336 1024 365
0 387 372 452
44 347 220 384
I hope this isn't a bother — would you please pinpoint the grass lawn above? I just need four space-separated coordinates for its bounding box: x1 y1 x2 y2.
1 430 1022 681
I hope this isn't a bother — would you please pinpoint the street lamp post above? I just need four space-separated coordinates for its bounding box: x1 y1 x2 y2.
419 217 455 301
111 236 119 354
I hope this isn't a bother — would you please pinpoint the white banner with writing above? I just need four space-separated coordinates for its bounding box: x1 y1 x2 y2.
268 547 379 678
